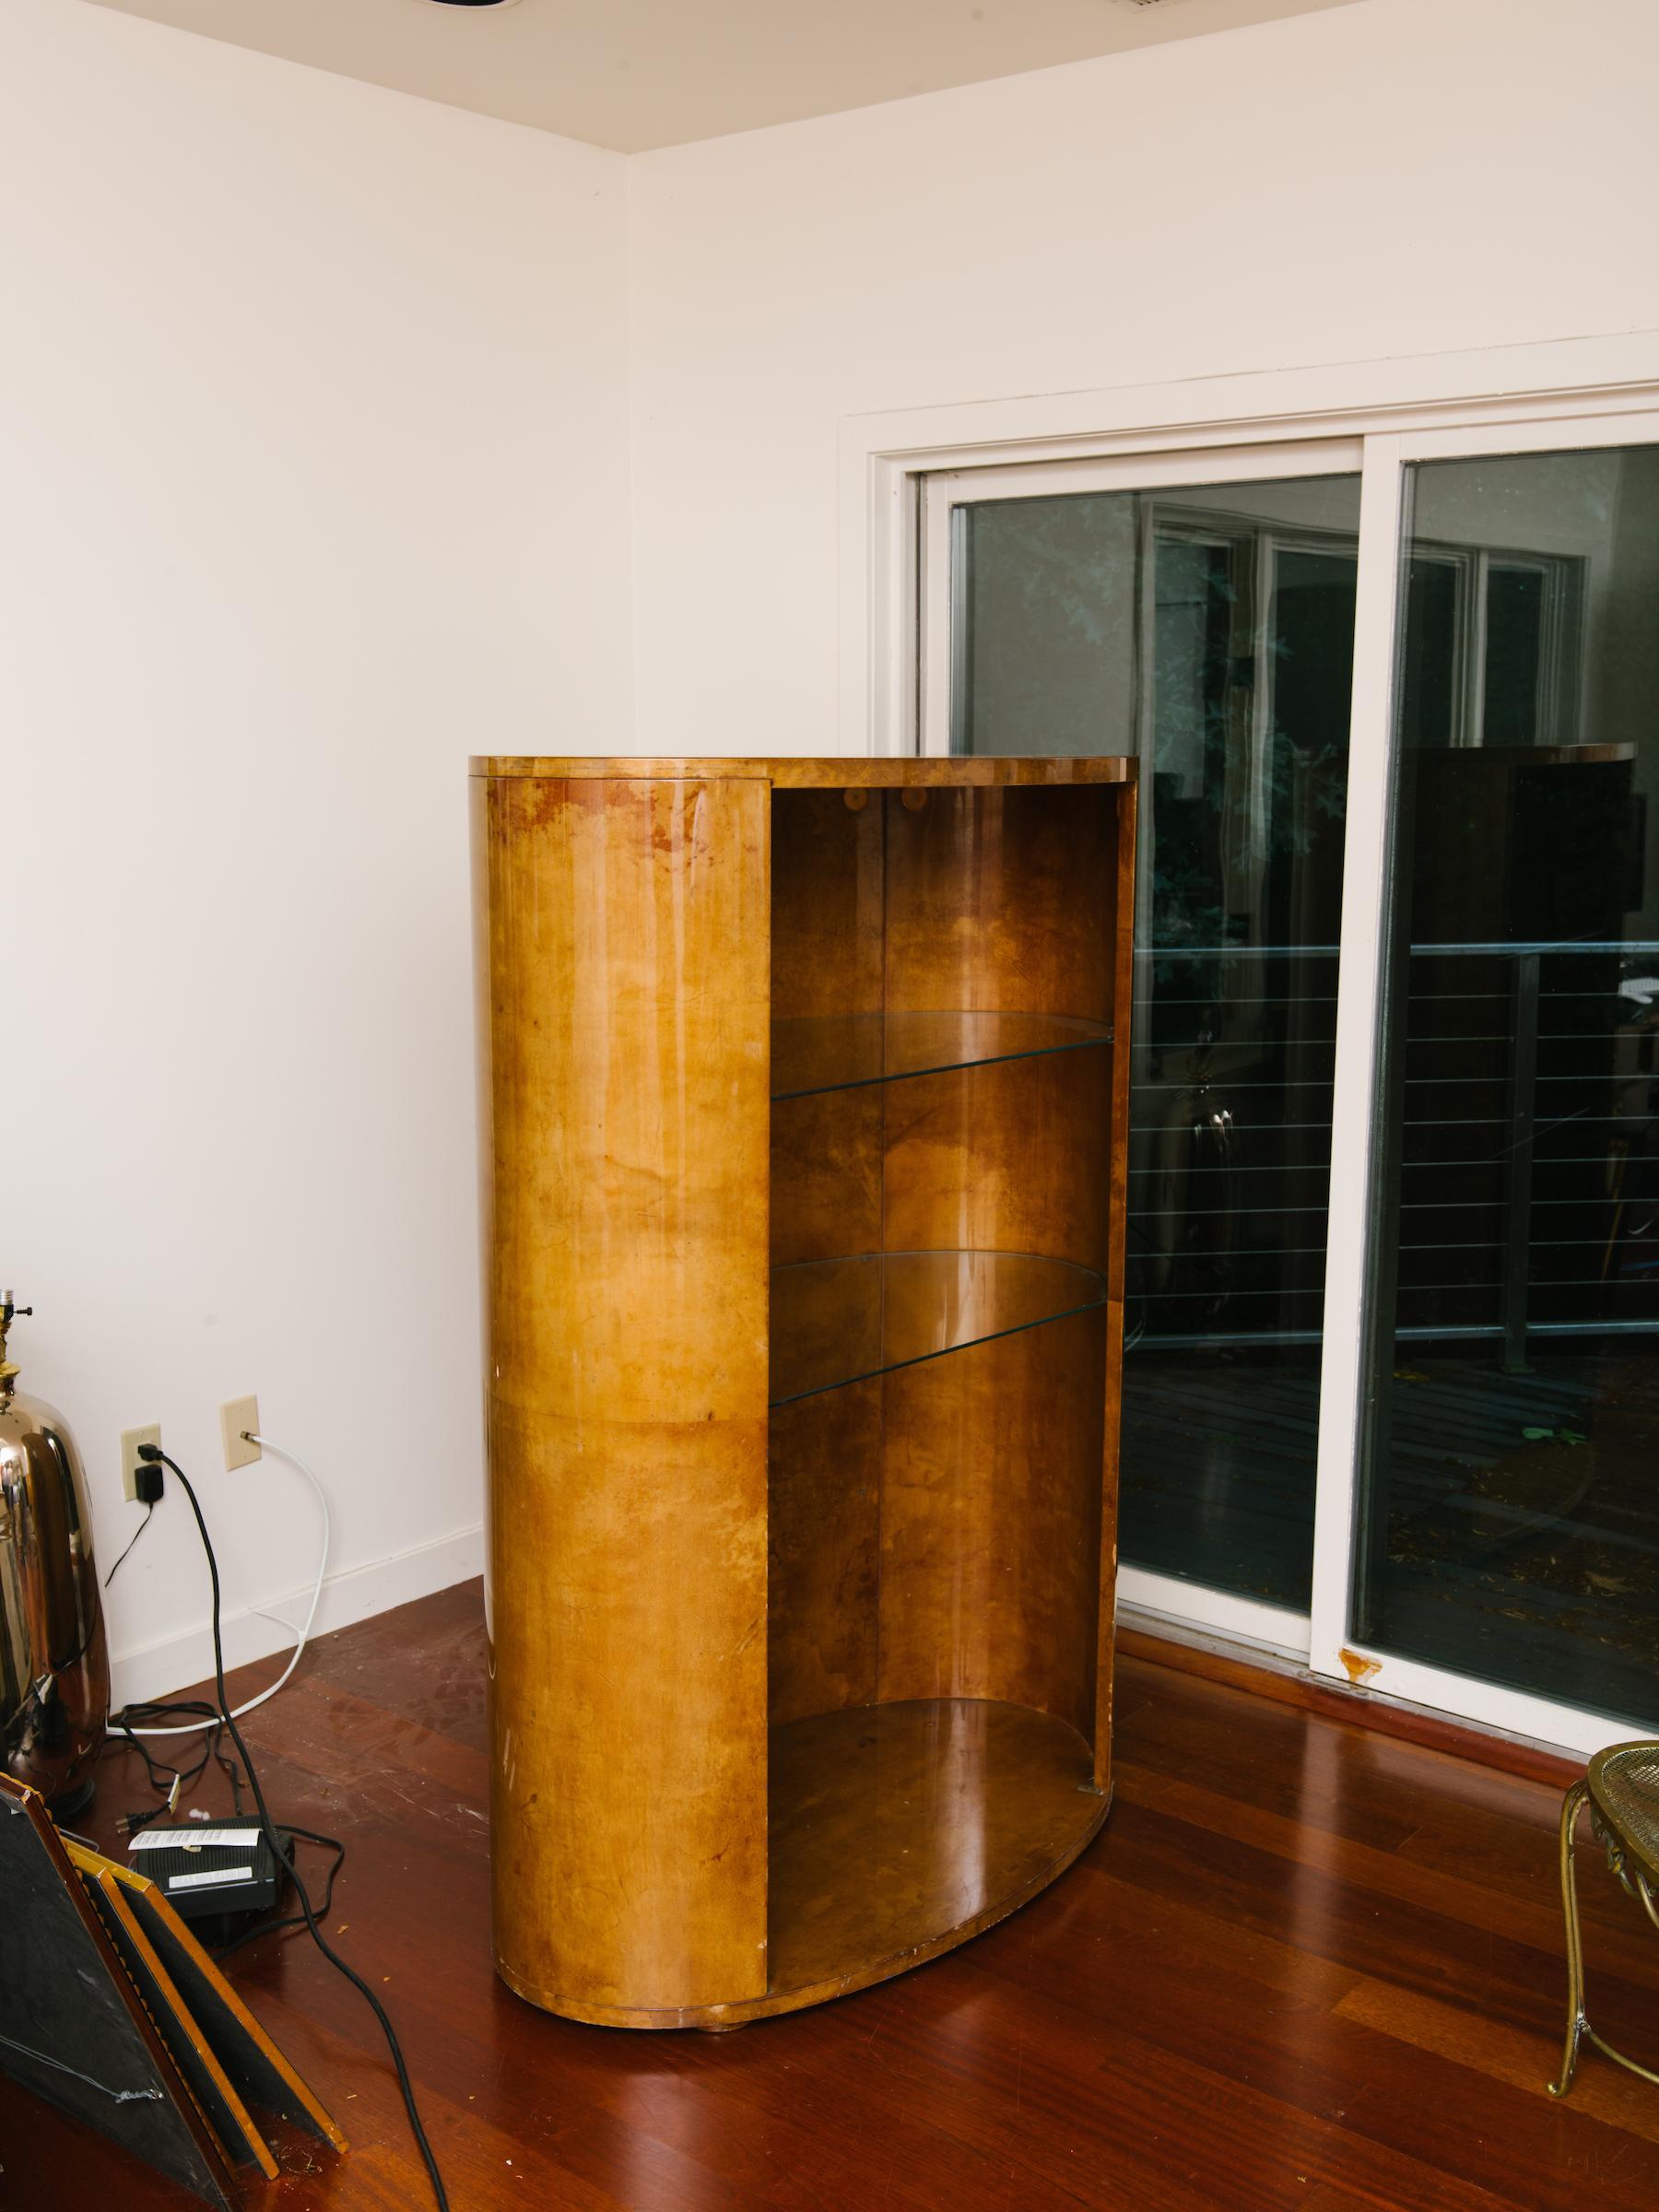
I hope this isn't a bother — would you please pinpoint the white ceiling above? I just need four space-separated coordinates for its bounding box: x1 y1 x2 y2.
84 0 1362 154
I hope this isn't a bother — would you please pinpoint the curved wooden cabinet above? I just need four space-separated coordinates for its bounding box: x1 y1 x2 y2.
472 755 1136 2029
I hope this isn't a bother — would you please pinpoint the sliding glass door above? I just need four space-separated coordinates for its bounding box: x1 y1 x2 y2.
943 454 1360 1638
1354 441 1659 1727
919 416 1659 1745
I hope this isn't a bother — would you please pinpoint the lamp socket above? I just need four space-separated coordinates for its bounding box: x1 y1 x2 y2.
220 1396 261 1472
120 1424 161 1503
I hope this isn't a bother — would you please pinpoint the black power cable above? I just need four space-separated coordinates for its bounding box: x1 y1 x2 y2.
211 1826 347 1959
105 1697 249 1825
103 1500 155 1586
138 1444 450 2212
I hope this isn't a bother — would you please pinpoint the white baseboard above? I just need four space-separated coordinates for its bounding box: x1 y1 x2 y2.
108 1521 485 1712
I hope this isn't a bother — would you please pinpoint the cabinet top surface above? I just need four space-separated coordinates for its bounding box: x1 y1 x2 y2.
470 756 1136 787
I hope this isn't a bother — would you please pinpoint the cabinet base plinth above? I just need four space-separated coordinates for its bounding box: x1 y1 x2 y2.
497 1699 1111 2030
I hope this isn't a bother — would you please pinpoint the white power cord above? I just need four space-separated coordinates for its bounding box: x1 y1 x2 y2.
117 1431 331 1738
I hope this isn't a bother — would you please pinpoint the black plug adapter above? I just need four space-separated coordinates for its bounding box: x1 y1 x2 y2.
134 1441 164 1504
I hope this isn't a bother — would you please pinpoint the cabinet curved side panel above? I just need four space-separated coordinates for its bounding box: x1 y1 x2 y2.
880 1049 1111 1272
877 1310 1106 1735
474 773 771 2018
883 783 1116 1020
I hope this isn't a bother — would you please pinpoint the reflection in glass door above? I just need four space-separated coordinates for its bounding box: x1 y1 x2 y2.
1355 443 1659 1724
947 465 1362 1625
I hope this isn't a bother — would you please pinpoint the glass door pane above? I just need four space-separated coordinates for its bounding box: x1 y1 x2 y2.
1356 442 1659 1724
953 470 1362 1613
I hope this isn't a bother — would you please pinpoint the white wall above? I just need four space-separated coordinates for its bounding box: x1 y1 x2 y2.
2 0 632 1700
13 0 1659 1709
626 0 1659 757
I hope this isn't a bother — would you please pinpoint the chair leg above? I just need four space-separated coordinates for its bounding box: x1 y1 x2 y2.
1549 1781 1590 2098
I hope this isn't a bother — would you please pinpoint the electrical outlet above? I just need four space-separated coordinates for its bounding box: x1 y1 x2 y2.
220 1395 261 1472
120 1424 161 1503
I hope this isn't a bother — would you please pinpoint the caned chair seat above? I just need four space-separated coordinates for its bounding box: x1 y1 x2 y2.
1551 1741 1659 2098
1590 1746 1659 1888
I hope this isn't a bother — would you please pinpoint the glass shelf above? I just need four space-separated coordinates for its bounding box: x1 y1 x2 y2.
771 1010 1111 1101
770 1249 1106 1406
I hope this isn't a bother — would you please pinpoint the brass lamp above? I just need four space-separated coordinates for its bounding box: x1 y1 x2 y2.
0 1293 109 1818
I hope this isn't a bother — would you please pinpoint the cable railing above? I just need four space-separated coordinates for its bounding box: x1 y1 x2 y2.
1125 939 1659 1357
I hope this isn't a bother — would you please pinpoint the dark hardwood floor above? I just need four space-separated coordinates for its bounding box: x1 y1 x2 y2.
6 1579 1659 2210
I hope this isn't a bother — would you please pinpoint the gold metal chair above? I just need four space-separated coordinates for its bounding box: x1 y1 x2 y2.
1551 1742 1659 2097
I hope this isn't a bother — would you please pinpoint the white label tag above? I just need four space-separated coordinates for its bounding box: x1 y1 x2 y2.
168 1865 255 1891
129 1828 263 1854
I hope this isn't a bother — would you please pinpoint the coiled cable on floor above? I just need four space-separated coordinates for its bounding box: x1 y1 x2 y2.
138 1443 450 2212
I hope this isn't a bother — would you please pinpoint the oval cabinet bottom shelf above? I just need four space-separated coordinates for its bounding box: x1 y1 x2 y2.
504 1699 1110 2030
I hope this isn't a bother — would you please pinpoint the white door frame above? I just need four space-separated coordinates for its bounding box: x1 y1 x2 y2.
840 329 1659 759
840 330 1659 1755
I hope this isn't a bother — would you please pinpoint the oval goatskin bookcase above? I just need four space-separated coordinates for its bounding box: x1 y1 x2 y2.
472 755 1137 2029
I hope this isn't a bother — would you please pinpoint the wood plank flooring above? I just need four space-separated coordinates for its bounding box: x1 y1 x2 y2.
5 1579 1658 2210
